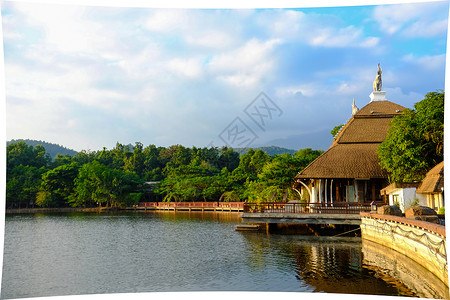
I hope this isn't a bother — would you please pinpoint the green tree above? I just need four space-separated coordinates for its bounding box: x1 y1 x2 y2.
142 144 165 181
331 124 344 137
123 142 146 176
36 162 79 207
231 149 271 184
7 141 51 175
72 150 95 165
70 161 109 207
52 153 73 168
104 168 144 207
245 149 322 203
217 146 240 171
377 91 444 182
6 165 46 208
70 161 143 208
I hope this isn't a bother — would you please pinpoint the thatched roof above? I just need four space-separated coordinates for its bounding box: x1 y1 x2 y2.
335 117 393 144
416 161 444 194
295 100 405 180
355 100 405 116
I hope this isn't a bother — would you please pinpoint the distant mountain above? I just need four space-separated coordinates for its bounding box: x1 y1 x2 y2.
7 139 78 160
233 146 297 156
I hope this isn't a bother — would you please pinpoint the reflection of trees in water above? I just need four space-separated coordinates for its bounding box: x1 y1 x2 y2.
240 233 417 296
138 211 242 223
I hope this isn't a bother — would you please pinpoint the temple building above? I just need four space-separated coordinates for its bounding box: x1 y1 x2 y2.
294 65 405 205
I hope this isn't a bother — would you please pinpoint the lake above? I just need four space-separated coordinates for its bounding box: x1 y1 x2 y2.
1 211 448 299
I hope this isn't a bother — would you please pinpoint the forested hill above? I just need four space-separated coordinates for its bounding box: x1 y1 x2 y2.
233 146 296 156
7 139 78 160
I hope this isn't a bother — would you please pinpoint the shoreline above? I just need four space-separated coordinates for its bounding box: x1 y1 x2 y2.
6 207 105 214
5 207 243 214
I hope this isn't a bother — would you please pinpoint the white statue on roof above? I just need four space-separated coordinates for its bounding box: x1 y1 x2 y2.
369 63 386 102
352 98 358 115
373 63 382 92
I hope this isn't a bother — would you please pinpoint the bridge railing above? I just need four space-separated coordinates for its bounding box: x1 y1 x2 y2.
243 202 372 214
138 202 244 209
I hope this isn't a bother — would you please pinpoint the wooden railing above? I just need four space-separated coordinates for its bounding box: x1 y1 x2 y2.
138 202 244 209
243 202 372 214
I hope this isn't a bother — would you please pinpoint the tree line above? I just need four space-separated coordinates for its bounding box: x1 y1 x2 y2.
6 141 323 209
7 90 443 209
7 139 78 159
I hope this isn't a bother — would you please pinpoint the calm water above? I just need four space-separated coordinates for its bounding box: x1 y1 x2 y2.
1 211 447 299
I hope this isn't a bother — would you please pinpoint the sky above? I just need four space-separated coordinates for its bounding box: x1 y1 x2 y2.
1 0 448 152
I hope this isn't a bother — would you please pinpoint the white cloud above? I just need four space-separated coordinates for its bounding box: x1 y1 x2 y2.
310 25 377 47
143 9 240 50
373 2 448 38
184 29 235 49
402 53 446 71
402 18 448 38
1 14 23 41
276 84 319 98
207 38 281 87
259 9 379 48
143 9 188 32
167 57 204 78
265 9 305 38
11 2 133 62
2 3 447 152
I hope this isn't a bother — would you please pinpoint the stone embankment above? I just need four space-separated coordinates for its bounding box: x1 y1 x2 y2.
360 207 447 287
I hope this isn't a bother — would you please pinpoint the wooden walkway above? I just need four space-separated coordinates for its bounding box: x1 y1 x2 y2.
239 212 363 225
240 202 373 225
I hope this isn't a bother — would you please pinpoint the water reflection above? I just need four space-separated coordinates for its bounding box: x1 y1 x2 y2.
239 232 447 297
2 212 447 299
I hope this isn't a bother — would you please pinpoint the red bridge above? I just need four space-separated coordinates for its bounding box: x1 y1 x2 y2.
136 202 244 212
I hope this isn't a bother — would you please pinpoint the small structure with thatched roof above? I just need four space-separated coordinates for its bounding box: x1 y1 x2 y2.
416 161 444 210
294 67 405 205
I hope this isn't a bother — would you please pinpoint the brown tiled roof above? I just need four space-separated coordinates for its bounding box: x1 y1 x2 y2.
296 100 405 180
335 117 393 144
416 161 444 194
295 143 389 179
355 100 405 116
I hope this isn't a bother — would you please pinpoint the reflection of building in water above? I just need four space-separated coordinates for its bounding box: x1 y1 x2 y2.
289 237 415 296
362 239 449 299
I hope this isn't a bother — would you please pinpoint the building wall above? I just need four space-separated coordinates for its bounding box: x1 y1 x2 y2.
424 193 445 211
387 188 428 212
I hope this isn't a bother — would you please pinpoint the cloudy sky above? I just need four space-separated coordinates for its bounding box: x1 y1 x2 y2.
2 0 448 152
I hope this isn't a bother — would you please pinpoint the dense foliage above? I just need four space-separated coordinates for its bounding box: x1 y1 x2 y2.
6 141 323 208
232 146 296 156
331 124 344 138
7 139 78 160
377 91 444 182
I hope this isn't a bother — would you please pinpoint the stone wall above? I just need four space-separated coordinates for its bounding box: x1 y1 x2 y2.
362 239 449 299
360 212 448 287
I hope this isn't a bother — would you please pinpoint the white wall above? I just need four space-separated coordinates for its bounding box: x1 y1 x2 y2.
388 187 423 212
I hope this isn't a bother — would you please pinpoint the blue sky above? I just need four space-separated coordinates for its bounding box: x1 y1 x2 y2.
2 0 448 152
